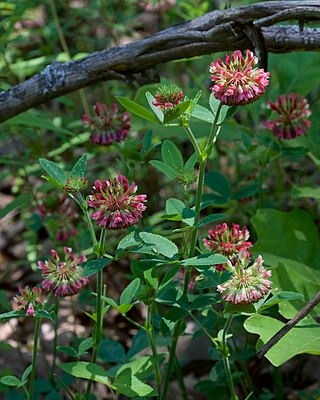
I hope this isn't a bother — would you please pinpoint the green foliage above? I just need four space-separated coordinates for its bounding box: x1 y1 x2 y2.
244 314 320 366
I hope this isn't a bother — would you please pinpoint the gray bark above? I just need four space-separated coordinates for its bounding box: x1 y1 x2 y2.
0 1 320 124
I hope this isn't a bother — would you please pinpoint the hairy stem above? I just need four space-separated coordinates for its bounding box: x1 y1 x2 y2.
146 303 161 394
28 318 42 400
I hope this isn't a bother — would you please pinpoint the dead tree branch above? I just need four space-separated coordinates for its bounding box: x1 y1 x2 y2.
0 1 320 124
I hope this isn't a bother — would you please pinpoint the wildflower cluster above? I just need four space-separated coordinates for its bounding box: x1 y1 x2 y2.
204 223 272 305
13 286 47 316
63 175 88 193
263 93 312 139
152 84 184 110
38 247 88 298
209 49 270 106
217 252 272 305
82 102 131 146
88 176 147 230
203 223 252 271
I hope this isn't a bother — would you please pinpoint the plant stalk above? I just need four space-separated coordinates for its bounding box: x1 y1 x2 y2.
146 303 161 394
28 317 42 400
221 314 238 400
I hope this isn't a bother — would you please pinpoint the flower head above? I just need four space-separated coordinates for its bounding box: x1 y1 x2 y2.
38 194 79 241
63 176 88 193
152 84 184 110
209 50 270 105
13 286 47 316
82 102 131 146
217 252 272 305
38 247 88 297
88 176 147 230
203 223 253 271
263 93 312 139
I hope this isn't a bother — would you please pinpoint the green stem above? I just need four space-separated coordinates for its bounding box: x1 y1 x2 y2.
188 159 206 258
77 193 98 248
146 304 161 394
161 105 225 399
207 102 223 146
85 229 106 400
221 315 238 400
54 373 77 400
160 331 179 400
50 297 59 386
173 357 189 400
28 318 42 400
182 125 201 159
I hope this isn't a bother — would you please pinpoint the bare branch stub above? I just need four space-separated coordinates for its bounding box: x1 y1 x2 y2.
0 1 319 124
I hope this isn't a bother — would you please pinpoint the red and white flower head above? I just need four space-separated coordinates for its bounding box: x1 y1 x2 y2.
38 247 88 298
209 50 270 106
152 84 184 110
263 93 312 139
203 223 253 271
82 102 131 146
13 286 47 316
88 176 147 230
217 252 272 305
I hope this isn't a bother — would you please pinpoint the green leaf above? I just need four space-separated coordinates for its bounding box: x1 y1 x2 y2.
204 171 231 200
34 310 56 323
113 370 154 397
164 307 189 322
165 198 185 216
145 92 164 123
70 154 87 177
144 268 159 289
99 339 127 363
127 330 149 357
184 152 198 169
0 194 32 219
163 100 191 123
120 278 141 305
197 213 226 228
0 376 21 387
139 232 179 259
244 314 320 366
256 291 304 312
191 104 214 123
21 365 32 385
116 232 140 255
116 96 159 123
78 337 93 356
40 175 64 189
232 183 260 200
252 209 320 269
181 254 228 266
182 207 196 226
82 259 112 278
189 293 218 310
0 310 26 320
57 345 78 357
291 185 320 202
159 265 181 290
251 208 320 318
118 304 134 315
149 160 177 179
101 296 118 309
161 140 184 171
39 159 67 185
59 362 111 386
